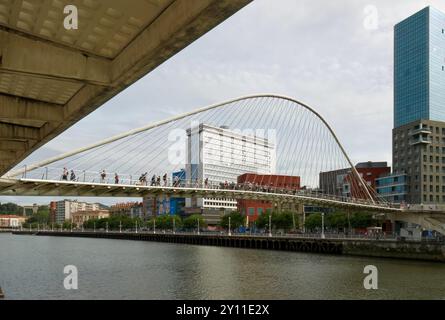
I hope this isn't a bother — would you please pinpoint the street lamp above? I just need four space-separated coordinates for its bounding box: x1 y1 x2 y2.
321 213 325 239
135 220 138 234
119 221 122 233
228 216 232 236
268 215 272 238
302 208 306 234
153 219 156 234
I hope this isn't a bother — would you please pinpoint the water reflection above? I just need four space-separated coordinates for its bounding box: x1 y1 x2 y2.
0 234 444 300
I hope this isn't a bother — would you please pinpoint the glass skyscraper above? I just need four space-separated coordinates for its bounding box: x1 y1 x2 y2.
394 6 445 128
391 7 445 205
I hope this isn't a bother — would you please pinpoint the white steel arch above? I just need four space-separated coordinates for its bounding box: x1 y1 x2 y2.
4 94 373 203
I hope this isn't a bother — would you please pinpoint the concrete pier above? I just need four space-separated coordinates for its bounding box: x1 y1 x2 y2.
11 231 445 262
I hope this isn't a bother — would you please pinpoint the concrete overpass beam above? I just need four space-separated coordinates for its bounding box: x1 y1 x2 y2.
0 150 20 161
0 95 65 122
0 30 111 86
0 123 41 140
0 140 28 151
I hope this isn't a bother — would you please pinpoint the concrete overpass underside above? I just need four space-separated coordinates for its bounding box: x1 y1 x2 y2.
388 212 445 236
0 0 252 175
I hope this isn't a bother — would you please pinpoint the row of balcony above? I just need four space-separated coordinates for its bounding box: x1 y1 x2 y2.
408 126 432 136
409 136 432 145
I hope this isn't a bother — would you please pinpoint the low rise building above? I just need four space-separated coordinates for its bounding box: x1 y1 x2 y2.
72 210 110 227
143 195 186 218
0 215 26 228
110 202 144 219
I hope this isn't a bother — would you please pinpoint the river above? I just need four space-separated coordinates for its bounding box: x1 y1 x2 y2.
0 233 444 300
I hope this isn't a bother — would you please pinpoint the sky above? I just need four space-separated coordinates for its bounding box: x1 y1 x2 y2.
2 0 445 206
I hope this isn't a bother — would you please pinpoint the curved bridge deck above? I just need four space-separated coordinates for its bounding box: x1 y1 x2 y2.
0 178 400 212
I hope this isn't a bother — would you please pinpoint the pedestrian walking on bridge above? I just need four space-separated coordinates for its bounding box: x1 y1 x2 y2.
70 170 76 181
100 170 107 183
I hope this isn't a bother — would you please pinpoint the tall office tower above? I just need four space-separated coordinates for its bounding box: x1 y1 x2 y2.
185 123 276 224
392 6 445 204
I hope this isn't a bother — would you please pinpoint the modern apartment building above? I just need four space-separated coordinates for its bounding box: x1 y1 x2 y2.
376 173 408 204
53 200 100 224
185 123 276 224
392 7 445 204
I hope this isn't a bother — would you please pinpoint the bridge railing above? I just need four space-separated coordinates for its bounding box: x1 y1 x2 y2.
22 227 438 242
18 166 392 207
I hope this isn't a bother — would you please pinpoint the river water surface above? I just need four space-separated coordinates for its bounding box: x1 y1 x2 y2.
0 233 444 299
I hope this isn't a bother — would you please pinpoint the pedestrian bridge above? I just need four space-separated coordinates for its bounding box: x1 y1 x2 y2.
3 94 445 233
0 177 400 213
2 94 388 208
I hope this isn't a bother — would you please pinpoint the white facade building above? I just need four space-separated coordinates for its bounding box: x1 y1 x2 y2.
55 200 100 224
186 123 276 211
0 215 26 228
